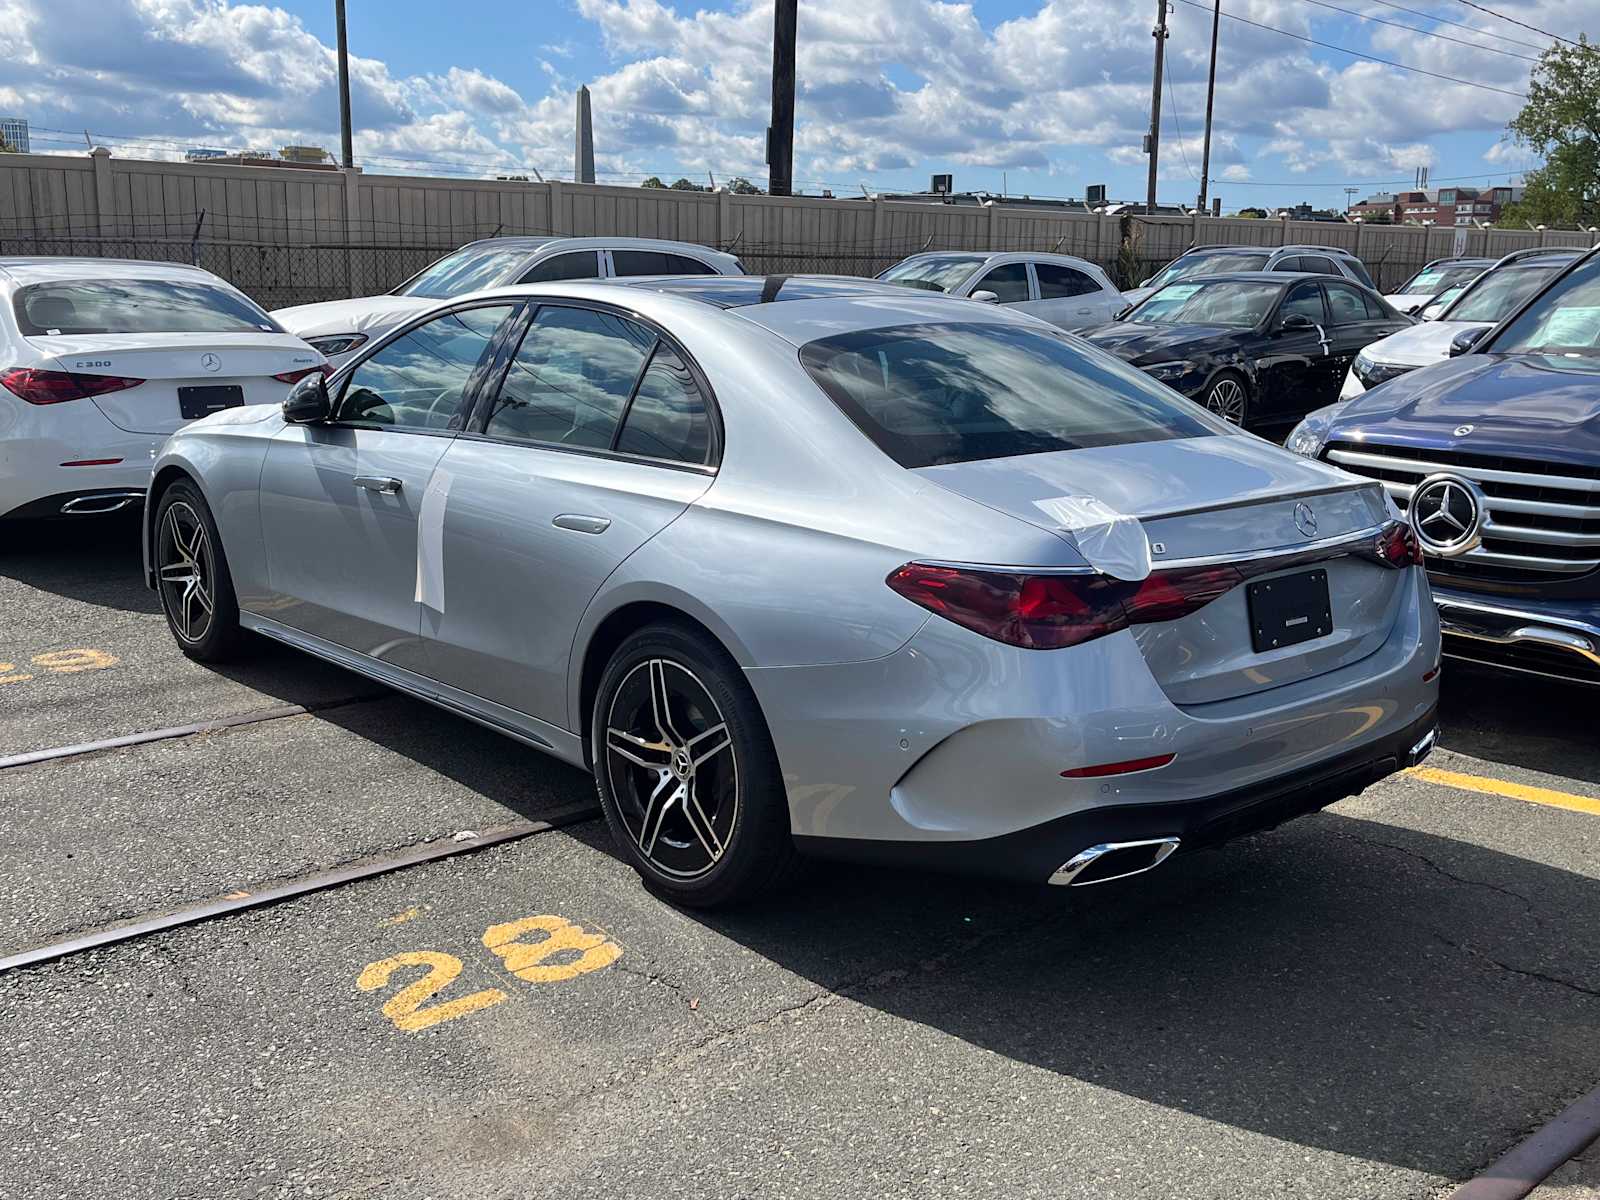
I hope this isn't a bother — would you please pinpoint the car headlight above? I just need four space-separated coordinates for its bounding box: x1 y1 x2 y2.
305 333 368 357
1352 353 1411 390
1286 403 1342 458
1141 360 1191 381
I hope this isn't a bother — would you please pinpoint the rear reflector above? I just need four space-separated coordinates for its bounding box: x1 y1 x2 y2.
2 368 145 406
1060 754 1176 779
60 458 124 467
888 519 1420 651
273 365 332 384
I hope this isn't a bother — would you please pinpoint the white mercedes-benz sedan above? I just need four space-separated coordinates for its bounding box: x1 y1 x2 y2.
0 258 326 525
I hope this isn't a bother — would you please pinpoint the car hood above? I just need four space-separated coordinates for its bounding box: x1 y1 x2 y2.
1078 321 1239 363
1359 319 1489 368
271 294 432 337
1326 352 1600 464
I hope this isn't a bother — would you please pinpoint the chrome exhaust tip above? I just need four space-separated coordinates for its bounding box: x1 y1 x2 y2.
59 492 143 515
1408 728 1437 766
1049 837 1181 887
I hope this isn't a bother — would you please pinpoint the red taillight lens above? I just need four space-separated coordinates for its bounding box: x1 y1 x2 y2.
1376 519 1423 567
273 365 331 384
887 562 1242 650
1 367 145 405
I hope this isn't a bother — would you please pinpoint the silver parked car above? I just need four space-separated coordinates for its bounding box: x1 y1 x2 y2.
146 275 1441 907
877 251 1126 330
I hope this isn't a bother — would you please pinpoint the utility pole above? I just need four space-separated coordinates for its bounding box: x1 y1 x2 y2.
766 0 797 197
1344 186 1358 214
1145 0 1170 214
1197 0 1220 212
335 0 353 169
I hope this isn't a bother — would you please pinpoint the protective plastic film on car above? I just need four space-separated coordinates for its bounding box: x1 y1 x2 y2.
1033 494 1152 581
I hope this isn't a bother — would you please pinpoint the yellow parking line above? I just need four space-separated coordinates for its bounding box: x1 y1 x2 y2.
1405 766 1600 817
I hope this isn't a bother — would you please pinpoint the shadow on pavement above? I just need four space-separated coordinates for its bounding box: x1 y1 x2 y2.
1437 659 1600 786
0 514 158 614
564 811 1600 1183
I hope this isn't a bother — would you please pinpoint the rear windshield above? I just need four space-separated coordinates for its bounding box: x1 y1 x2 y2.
394 244 534 298
800 321 1216 468
1146 250 1269 289
14 279 279 337
878 255 987 294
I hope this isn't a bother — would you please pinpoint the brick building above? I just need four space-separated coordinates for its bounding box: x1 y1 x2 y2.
1349 185 1523 225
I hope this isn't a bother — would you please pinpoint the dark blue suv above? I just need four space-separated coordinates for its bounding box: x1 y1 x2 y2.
1287 246 1600 685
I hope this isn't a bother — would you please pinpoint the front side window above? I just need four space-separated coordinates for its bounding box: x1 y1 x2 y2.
611 249 716 277
614 345 713 465
1034 263 1100 299
337 305 514 431
1492 256 1600 356
14 279 279 336
520 252 601 283
1280 282 1327 324
877 255 986 294
800 321 1216 469
484 306 654 447
1131 280 1283 328
972 262 1030 304
393 244 535 299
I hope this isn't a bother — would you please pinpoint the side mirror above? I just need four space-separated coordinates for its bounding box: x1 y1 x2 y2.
1448 326 1489 357
969 290 1001 304
283 373 332 423
1279 313 1315 332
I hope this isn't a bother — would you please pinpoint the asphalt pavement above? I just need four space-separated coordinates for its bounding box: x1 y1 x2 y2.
2 517 1597 1199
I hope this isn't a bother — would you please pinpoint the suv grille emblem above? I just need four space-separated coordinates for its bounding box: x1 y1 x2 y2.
1409 473 1484 558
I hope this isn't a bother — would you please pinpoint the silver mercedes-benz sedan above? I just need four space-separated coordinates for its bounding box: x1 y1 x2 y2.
145 274 1440 908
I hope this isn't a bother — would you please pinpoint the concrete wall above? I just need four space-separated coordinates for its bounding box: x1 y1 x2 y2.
0 149 1590 305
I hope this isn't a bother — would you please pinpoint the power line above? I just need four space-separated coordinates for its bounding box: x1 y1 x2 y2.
1363 0 1547 53
1290 0 1539 62
1452 0 1580 48
1171 0 1527 96
1220 167 1528 188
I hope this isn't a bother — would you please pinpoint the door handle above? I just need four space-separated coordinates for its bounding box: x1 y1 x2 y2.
354 475 402 495
553 513 611 535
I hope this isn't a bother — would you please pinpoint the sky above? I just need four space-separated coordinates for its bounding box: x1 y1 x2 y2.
0 0 1584 210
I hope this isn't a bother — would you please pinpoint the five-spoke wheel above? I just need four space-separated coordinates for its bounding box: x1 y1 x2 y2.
153 480 244 662
592 623 799 907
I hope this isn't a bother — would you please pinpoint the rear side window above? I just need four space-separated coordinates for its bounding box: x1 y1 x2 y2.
611 250 716 276
800 321 1215 468
1034 263 1100 299
1325 284 1376 324
1296 255 1340 276
485 306 654 447
14 279 278 336
1342 257 1377 289
520 252 601 283
615 345 712 465
973 262 1030 303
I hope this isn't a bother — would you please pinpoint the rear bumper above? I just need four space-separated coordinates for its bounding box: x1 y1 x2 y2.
1434 589 1600 685
0 398 161 521
798 706 1438 884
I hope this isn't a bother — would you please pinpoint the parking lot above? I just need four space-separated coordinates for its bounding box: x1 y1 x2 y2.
1 516 1597 1200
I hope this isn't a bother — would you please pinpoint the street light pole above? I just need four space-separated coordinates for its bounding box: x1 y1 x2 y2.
1197 0 1220 212
1145 0 1170 214
335 0 353 170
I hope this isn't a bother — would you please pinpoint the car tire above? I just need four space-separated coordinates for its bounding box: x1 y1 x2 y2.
591 621 801 909
152 479 246 663
1202 370 1251 427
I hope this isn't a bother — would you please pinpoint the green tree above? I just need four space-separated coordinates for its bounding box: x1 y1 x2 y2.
726 176 764 195
668 177 704 191
640 176 666 188
0 136 17 154
1499 37 1600 226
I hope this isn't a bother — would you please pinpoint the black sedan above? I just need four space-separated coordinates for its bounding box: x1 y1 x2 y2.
1080 272 1412 432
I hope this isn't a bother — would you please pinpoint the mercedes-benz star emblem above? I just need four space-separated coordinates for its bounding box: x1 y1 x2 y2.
1408 473 1484 558
1293 501 1318 538
201 352 221 373
1454 424 1475 437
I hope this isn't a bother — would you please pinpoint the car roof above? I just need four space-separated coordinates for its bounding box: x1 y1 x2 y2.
454 235 740 264
1155 270 1334 284
0 257 217 288
617 274 913 308
1500 251 1582 268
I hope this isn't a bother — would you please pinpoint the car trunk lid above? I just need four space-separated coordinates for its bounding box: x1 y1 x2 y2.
28 333 324 435
916 436 1403 704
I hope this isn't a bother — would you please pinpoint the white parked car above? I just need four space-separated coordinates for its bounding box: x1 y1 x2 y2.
1339 248 1585 399
0 258 325 524
876 251 1126 330
274 236 745 366
1382 256 1493 315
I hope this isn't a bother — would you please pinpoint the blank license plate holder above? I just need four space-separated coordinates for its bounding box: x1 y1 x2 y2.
1247 569 1332 653
178 384 244 420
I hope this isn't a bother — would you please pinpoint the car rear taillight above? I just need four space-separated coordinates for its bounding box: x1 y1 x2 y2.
1376 520 1423 567
272 365 332 384
886 562 1245 650
889 522 1422 651
1 367 145 405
